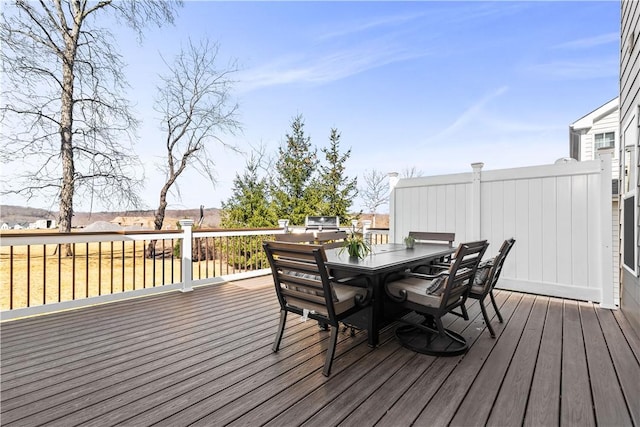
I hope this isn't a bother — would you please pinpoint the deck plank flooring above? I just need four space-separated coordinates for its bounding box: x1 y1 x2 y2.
2 276 639 427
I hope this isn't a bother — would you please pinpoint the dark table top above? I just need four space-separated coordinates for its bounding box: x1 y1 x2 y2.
324 243 454 275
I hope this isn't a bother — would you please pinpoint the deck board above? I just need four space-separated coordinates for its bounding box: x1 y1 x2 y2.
1 276 639 427
524 297 563 426
561 299 596 426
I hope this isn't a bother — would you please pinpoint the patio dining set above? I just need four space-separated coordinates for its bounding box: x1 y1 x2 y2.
262 231 515 376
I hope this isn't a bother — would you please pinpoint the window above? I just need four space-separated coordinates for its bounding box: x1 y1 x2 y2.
594 132 615 150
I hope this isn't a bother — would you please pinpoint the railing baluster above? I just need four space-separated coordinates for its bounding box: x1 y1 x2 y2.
143 240 147 289
10 246 14 309
26 245 31 307
132 240 136 290
98 242 102 296
43 244 46 305
72 243 76 301
110 241 114 294
85 242 89 297
121 241 125 292
58 244 61 302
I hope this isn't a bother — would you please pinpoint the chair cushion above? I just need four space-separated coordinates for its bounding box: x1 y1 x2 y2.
286 283 366 316
282 270 338 301
473 259 493 284
386 276 444 308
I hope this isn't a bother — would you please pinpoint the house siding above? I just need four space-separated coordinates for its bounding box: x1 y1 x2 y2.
620 0 640 334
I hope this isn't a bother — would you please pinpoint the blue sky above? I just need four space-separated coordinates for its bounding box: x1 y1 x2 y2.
3 1 621 213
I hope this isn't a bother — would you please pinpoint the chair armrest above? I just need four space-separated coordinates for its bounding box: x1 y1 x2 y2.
404 269 450 281
332 274 371 288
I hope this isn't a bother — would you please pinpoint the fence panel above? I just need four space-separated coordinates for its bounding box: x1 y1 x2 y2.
390 150 615 306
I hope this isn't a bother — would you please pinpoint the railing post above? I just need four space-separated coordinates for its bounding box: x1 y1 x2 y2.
277 219 289 233
598 148 616 309
179 219 194 293
362 219 372 246
471 162 484 240
388 171 399 243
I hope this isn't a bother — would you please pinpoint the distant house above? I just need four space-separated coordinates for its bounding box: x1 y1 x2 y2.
1 223 9 230
570 97 620 304
29 219 56 229
570 97 620 184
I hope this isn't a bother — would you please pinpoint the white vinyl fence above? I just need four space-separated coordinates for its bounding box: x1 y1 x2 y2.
389 149 616 308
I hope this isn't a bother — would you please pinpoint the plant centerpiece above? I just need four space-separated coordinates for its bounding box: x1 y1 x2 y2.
340 232 371 259
404 235 416 249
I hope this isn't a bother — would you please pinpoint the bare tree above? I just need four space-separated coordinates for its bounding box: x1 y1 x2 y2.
147 39 239 257
0 0 181 254
360 169 389 228
401 166 424 178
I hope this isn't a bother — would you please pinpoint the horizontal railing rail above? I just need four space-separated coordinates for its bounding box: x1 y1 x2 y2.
1 223 389 320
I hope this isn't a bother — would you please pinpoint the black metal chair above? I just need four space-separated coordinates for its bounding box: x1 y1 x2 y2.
263 241 370 376
408 231 455 247
466 238 515 337
384 240 488 356
408 231 456 272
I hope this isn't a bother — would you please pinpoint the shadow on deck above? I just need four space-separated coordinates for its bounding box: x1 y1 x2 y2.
1 275 639 426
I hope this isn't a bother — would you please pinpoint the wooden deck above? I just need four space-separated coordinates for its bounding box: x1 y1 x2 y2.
1 276 639 426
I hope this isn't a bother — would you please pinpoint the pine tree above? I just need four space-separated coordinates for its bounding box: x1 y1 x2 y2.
271 115 319 225
221 154 276 228
318 128 358 224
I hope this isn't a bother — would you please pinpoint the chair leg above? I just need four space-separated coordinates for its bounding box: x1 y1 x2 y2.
489 291 503 323
323 326 339 377
460 302 469 321
272 310 287 352
479 299 496 338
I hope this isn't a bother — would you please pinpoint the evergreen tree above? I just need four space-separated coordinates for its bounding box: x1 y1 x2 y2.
271 115 318 225
221 154 276 228
318 128 358 223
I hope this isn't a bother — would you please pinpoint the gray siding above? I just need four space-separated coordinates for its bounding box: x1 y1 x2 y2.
620 0 640 335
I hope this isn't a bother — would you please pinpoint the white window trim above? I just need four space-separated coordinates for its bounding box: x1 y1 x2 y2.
622 110 639 276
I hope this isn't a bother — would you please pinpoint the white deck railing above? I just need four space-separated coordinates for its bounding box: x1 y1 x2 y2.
0 224 389 321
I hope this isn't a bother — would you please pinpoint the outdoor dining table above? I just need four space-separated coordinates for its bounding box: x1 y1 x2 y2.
324 243 456 347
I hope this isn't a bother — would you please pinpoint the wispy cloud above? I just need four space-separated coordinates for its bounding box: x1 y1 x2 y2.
316 12 427 41
237 44 429 92
424 86 509 144
526 57 618 80
553 32 618 49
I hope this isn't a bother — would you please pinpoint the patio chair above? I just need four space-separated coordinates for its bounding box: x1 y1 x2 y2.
275 231 354 333
275 230 347 248
384 240 488 356
275 232 317 244
408 231 455 247
466 238 515 337
263 241 370 376
408 231 455 272
315 230 348 249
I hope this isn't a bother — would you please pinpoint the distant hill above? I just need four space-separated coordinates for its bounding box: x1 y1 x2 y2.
1 205 388 230
0 205 221 229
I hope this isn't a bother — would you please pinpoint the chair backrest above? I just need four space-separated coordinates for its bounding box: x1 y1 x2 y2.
315 230 348 249
275 231 347 249
478 238 515 295
439 240 488 308
409 231 455 247
274 232 317 244
263 240 338 321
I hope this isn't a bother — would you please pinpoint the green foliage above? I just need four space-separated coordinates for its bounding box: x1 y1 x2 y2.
317 128 358 224
270 115 319 225
340 233 371 259
225 235 270 270
221 154 277 228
